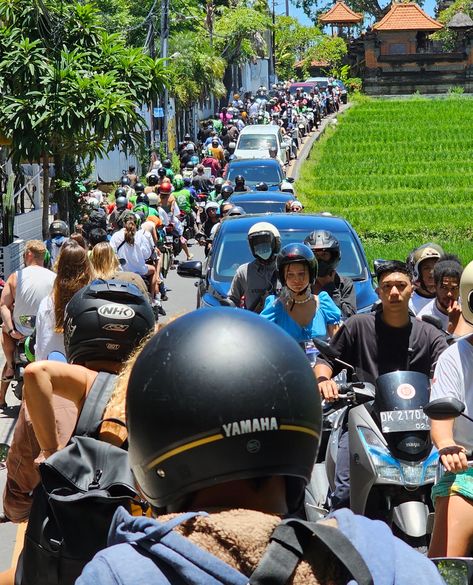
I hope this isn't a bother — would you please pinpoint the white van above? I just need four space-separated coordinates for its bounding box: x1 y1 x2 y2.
234 125 290 164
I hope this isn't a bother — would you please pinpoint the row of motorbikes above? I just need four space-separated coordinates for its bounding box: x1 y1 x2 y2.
305 317 471 548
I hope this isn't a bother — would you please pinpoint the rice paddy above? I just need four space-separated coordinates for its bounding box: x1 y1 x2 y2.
296 97 473 267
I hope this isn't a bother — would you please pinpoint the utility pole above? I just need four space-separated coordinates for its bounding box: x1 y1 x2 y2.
147 14 157 146
160 0 170 150
285 0 289 16
269 0 276 84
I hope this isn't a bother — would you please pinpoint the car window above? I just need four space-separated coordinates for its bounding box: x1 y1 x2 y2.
238 135 278 150
213 228 365 282
227 164 283 184
236 201 287 214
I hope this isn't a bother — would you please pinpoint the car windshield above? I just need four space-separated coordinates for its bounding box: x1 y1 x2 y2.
213 228 366 282
238 135 277 150
227 164 283 184
235 201 287 213
289 85 314 95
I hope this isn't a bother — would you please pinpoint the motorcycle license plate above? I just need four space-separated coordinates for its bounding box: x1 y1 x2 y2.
165 235 173 243
380 409 430 433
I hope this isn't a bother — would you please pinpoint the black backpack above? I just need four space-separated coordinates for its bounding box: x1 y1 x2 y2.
16 372 140 585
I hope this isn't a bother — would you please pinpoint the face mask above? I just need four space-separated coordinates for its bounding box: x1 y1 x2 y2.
254 243 273 261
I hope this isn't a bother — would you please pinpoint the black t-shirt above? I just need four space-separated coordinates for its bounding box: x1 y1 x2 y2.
320 273 356 319
316 311 448 384
192 175 213 193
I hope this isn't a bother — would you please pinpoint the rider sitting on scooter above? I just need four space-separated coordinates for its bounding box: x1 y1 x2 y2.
314 260 448 510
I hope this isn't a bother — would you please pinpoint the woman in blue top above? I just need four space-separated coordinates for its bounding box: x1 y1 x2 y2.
260 243 341 342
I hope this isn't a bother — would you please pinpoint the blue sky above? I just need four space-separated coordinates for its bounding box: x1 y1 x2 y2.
286 0 437 27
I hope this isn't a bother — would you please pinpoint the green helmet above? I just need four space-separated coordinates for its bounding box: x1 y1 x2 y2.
173 177 184 191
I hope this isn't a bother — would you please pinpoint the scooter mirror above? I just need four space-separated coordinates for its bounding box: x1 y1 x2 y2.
372 258 386 278
312 338 335 358
421 314 444 331
431 557 473 584
424 397 465 420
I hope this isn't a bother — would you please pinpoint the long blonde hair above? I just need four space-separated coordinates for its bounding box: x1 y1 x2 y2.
90 242 120 279
53 241 94 332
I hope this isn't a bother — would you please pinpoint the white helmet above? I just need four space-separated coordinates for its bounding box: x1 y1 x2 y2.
461 261 473 325
205 201 219 212
248 222 281 262
407 243 444 282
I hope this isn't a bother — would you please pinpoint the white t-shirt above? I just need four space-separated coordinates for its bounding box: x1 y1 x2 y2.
13 266 56 335
417 299 449 331
110 229 149 276
431 339 473 450
35 295 65 361
409 291 434 315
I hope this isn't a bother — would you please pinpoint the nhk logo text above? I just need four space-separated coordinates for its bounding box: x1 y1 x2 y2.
98 303 135 320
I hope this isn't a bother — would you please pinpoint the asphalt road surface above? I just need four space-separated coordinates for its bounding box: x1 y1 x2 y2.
0 241 206 573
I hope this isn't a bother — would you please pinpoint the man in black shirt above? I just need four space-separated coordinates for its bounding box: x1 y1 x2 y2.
314 260 448 509
304 230 356 319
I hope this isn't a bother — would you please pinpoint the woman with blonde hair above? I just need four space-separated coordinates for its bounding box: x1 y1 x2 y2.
35 240 93 361
90 241 149 298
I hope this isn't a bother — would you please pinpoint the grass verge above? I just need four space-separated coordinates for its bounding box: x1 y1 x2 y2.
296 96 473 267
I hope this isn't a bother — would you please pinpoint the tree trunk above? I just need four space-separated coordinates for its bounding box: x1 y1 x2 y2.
53 153 67 222
41 153 50 240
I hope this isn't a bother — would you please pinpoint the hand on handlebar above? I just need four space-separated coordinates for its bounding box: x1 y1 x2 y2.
318 379 339 402
438 445 469 473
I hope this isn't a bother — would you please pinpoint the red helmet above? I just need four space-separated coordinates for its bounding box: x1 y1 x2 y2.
160 181 172 194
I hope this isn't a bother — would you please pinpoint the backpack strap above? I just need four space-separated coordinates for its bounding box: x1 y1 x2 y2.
75 372 118 437
249 518 373 585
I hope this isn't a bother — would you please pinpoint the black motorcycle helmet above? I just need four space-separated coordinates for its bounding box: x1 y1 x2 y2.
277 243 318 287
255 182 268 191
120 176 131 187
234 174 245 186
126 308 322 511
157 167 167 178
135 193 150 206
114 187 127 199
63 280 155 365
115 196 128 211
49 220 69 238
304 230 341 277
134 182 145 194
185 161 195 170
163 159 172 169
147 174 159 186
220 184 234 200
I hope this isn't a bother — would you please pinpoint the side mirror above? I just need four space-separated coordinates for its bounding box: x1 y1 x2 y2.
421 314 444 331
286 177 295 183
372 258 386 278
312 338 335 358
431 557 473 584
177 260 203 279
424 397 465 420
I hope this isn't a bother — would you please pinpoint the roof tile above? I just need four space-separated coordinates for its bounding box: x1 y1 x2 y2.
373 3 443 31
319 1 363 24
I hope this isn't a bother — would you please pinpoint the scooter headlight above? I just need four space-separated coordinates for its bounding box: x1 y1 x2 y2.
358 427 402 482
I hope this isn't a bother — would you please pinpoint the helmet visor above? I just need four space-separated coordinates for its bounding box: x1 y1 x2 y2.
251 233 274 260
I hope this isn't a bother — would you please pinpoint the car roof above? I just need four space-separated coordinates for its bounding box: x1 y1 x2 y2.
219 212 350 232
306 77 329 83
227 158 281 167
289 82 316 87
238 125 281 136
228 191 294 203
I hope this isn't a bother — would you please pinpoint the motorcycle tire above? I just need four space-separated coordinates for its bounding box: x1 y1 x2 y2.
161 248 172 278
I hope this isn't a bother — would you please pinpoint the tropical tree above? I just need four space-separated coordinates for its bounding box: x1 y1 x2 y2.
274 15 321 79
303 35 347 70
214 3 272 93
168 32 226 107
0 0 168 230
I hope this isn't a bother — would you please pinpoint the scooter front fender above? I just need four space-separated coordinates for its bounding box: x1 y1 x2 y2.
392 501 430 538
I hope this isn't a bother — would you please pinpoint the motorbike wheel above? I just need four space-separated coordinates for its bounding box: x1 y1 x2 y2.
161 248 172 278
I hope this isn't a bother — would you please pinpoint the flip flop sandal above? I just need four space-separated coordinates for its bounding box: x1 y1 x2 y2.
0 376 13 382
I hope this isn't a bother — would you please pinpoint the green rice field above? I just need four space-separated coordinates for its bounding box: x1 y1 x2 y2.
296 97 473 267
